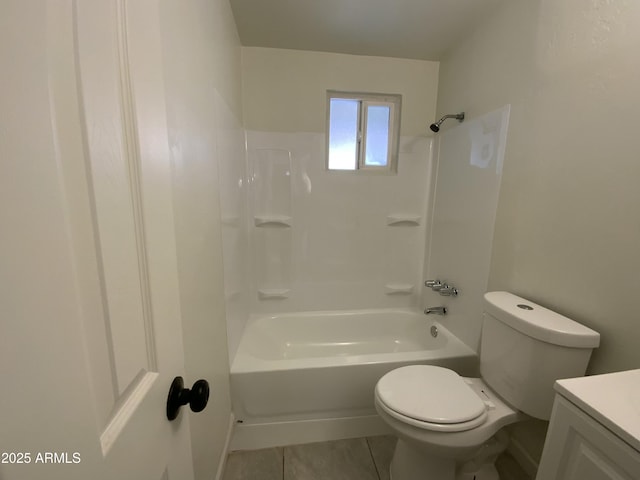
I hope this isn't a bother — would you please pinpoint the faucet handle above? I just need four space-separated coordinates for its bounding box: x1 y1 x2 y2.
424 306 447 316
424 279 440 288
439 286 458 297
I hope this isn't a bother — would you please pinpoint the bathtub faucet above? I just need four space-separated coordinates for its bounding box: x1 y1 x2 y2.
424 306 447 316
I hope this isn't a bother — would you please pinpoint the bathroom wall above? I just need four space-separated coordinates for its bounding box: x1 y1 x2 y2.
435 0 640 472
241 47 438 136
237 48 440 320
158 1 243 478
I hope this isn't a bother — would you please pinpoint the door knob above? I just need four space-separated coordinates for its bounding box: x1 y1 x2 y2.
166 376 210 421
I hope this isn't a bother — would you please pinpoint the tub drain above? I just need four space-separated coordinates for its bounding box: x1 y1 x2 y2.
430 325 438 338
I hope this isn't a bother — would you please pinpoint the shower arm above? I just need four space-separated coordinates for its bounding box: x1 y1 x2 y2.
430 112 465 132
438 113 464 123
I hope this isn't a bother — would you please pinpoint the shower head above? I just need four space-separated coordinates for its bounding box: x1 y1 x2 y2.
429 112 465 133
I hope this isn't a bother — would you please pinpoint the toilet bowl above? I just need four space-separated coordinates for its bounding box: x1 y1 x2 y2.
375 366 524 480
375 366 523 459
374 292 600 480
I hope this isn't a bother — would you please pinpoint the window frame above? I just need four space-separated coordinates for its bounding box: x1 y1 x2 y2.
326 91 402 174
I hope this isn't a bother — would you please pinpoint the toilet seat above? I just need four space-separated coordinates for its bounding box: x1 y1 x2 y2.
375 365 489 432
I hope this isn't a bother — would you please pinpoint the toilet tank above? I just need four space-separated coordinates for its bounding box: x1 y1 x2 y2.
480 292 600 420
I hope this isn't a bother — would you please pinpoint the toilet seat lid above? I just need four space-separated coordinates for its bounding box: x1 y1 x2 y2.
376 365 486 424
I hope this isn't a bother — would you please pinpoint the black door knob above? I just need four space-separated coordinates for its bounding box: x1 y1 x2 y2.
166 376 210 421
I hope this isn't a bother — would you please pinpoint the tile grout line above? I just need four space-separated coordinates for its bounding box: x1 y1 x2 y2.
365 438 382 480
281 446 285 480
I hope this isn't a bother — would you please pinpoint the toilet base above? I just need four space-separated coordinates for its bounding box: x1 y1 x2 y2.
390 439 455 480
389 431 508 480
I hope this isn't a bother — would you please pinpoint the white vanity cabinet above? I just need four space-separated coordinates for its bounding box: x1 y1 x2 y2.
536 370 640 480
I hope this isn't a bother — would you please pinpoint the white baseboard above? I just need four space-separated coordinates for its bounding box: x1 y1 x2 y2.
229 415 392 451
507 436 539 479
214 412 236 480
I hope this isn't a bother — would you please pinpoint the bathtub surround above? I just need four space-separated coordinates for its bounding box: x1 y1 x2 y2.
423 106 510 351
246 131 432 317
434 0 640 473
223 47 441 363
223 129 435 362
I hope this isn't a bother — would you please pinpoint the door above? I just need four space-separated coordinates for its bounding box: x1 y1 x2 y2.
0 1 196 479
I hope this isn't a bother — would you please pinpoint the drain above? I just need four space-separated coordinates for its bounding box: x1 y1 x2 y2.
430 325 438 338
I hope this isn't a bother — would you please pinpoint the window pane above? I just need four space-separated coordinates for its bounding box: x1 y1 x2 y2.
328 98 359 170
364 105 390 167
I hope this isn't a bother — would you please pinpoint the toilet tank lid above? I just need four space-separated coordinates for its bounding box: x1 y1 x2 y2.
483 292 600 348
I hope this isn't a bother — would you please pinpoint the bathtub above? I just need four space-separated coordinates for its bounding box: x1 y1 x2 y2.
229 308 478 450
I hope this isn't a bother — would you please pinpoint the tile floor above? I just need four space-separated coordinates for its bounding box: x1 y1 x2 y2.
222 435 531 480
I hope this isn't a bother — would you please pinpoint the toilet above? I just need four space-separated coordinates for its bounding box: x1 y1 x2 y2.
374 291 600 480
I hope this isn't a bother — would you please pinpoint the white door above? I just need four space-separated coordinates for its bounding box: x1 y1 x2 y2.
0 1 197 479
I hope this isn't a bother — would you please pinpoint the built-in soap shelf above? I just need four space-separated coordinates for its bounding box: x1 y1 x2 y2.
384 284 415 295
257 288 290 300
386 214 421 226
254 215 292 228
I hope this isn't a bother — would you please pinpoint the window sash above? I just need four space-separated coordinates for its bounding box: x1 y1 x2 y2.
359 100 394 171
326 91 401 173
327 97 361 170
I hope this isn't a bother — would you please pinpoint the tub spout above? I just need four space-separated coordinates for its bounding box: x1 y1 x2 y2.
424 306 447 316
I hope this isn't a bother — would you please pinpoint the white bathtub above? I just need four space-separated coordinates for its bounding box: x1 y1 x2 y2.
229 308 478 449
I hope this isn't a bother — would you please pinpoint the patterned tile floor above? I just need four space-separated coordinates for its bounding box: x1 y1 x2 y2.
222 435 531 480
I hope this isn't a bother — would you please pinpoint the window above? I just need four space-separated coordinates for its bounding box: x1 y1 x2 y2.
326 91 401 173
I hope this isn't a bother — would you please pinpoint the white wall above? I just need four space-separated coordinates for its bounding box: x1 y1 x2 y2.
436 0 640 470
158 1 243 478
234 48 440 322
241 47 439 135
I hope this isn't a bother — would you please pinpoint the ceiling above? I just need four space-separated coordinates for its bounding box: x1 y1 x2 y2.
229 0 503 61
